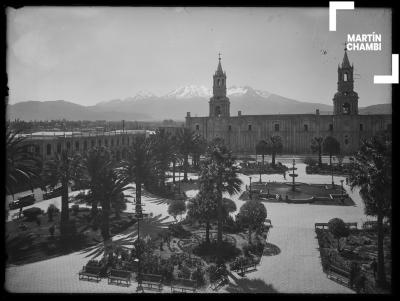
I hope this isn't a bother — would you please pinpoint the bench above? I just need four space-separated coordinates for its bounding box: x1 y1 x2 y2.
171 277 197 293
210 274 229 291
327 264 350 287
122 260 138 273
107 269 131 286
315 223 328 230
79 265 102 282
140 273 163 292
238 262 257 277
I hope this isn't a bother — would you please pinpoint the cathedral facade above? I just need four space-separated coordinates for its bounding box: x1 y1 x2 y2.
185 51 391 155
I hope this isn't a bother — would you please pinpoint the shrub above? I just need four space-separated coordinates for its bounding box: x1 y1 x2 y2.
168 199 187 222
71 204 80 216
178 265 191 279
206 264 219 282
23 207 43 221
46 204 59 222
328 218 350 251
191 267 206 287
168 223 191 239
303 156 318 166
243 241 265 257
159 260 174 284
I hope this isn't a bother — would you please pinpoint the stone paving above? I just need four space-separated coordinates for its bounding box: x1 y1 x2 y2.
6 161 369 293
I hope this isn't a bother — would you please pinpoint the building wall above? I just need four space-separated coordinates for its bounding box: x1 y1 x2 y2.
186 113 391 155
20 131 148 161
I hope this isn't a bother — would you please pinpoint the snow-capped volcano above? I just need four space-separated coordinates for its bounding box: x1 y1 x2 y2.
164 85 272 99
165 85 211 99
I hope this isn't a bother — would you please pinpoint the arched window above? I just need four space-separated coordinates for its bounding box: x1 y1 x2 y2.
91 140 95 148
47 144 52 156
35 145 40 154
57 143 62 153
228 125 232 131
75 141 79 150
215 106 221 117
342 103 351 114
196 124 200 131
66 141 71 150
344 73 348 81
274 124 280 132
248 124 252 131
304 124 308 131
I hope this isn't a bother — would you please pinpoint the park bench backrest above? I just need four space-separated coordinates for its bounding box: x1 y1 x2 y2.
86 265 101 274
175 277 196 287
111 269 130 278
142 274 162 282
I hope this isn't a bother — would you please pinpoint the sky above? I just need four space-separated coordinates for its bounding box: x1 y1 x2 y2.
7 7 392 107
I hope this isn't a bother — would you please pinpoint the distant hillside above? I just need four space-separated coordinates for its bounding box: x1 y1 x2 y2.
359 103 391 115
7 100 150 121
7 86 391 121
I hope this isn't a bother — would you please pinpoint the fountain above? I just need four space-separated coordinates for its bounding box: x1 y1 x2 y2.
288 159 299 192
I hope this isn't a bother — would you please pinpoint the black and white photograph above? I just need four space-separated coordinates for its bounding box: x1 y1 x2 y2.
4 4 394 294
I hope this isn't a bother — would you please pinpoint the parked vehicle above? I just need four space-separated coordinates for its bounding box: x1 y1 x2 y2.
9 194 36 210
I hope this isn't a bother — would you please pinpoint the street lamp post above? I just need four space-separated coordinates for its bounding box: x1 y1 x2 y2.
249 177 252 200
340 179 344 204
135 197 145 293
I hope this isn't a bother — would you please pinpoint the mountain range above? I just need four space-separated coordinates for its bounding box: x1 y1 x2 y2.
7 85 391 121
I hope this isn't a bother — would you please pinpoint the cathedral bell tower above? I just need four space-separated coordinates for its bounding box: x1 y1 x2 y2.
209 53 230 117
333 46 359 115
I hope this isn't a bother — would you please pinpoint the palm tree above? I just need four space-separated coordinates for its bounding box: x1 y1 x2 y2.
176 128 196 181
256 140 268 166
201 139 242 253
121 135 156 217
97 167 131 242
42 149 83 237
348 134 391 288
311 136 324 166
267 136 283 166
6 125 42 197
191 134 207 168
81 147 114 216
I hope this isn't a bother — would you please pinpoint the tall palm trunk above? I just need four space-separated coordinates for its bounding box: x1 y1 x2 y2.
377 207 387 287
60 180 69 236
172 160 176 184
136 180 142 215
217 180 223 248
205 220 211 244
318 147 322 166
248 227 252 244
262 154 265 165
272 152 276 166
330 154 334 187
183 154 189 181
101 201 111 242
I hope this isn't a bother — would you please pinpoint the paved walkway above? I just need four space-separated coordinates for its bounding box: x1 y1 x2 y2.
6 163 368 293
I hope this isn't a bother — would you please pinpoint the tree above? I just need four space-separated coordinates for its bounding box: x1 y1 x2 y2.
267 136 283 166
121 135 156 217
200 139 242 251
322 136 340 187
81 147 114 216
97 167 131 242
187 191 218 244
191 134 207 167
310 136 324 166
327 218 349 252
176 128 197 181
237 200 267 244
151 129 176 187
42 150 83 237
6 125 42 197
255 140 269 166
168 199 187 222
348 134 391 287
